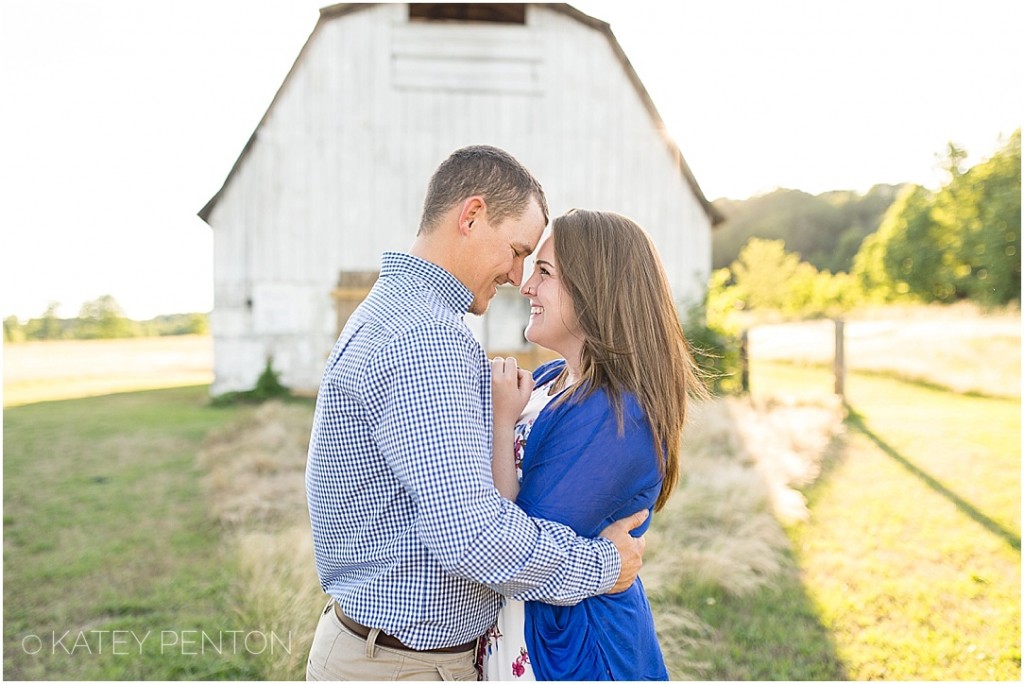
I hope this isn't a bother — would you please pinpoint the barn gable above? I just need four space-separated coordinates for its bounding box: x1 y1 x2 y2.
199 2 720 395
200 3 721 226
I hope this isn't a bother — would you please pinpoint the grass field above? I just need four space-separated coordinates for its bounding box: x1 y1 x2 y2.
748 362 1020 679
3 336 213 407
3 309 1020 680
3 387 264 679
747 305 1020 399
640 358 1019 680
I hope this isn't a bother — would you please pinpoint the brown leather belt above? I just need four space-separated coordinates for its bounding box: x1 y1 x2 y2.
333 602 478 654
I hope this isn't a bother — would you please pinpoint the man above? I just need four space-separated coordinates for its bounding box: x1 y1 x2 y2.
305 145 647 681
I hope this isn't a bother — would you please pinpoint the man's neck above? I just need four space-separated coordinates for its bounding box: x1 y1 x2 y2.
410 234 462 282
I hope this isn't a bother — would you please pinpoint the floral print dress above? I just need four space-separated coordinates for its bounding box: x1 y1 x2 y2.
480 382 556 681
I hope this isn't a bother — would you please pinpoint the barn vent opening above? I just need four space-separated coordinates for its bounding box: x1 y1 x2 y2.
408 4 526 24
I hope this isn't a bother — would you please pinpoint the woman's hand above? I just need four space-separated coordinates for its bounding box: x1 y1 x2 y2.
490 357 535 427
490 357 533 500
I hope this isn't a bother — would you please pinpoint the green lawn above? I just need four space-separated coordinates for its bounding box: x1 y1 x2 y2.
800 375 1018 679
3 386 266 680
4 365 1020 680
733 362 1020 680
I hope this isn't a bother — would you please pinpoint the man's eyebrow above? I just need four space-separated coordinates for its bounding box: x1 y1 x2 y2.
513 241 534 257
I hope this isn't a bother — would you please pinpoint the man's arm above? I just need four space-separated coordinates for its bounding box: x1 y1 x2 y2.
499 386 659 602
488 356 645 596
364 323 637 604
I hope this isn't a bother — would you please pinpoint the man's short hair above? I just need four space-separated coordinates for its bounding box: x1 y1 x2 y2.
418 145 549 235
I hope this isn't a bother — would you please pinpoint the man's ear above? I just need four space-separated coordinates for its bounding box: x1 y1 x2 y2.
457 196 486 236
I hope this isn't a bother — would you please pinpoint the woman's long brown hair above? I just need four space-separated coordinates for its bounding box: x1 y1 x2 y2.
550 209 707 511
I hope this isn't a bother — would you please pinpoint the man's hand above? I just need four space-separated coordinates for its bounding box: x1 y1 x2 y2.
599 509 648 594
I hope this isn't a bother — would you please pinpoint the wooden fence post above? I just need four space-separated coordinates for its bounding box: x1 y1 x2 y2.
834 318 845 399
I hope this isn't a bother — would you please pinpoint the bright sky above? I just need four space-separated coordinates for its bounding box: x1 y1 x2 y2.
1 0 1020 320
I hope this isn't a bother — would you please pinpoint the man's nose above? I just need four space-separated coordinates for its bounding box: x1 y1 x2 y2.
508 260 524 287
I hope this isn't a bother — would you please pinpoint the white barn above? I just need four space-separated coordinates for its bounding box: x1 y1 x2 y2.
199 2 723 395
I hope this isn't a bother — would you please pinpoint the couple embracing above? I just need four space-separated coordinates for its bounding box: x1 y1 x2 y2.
305 145 706 681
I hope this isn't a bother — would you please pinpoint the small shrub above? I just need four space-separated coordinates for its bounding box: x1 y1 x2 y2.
211 358 291 406
683 300 743 395
252 358 290 401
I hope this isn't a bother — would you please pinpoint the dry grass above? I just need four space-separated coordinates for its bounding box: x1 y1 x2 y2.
644 396 844 599
747 304 1021 398
195 395 844 680
197 401 323 680
231 529 325 680
198 401 313 528
3 335 213 406
641 395 845 679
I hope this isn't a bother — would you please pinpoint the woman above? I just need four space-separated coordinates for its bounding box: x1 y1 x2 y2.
483 209 707 680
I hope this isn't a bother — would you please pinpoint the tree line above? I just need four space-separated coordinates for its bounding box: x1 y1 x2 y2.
712 183 905 274
709 130 1020 319
7 133 1017 345
4 295 208 342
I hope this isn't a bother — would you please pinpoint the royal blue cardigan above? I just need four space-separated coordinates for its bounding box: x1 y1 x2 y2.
518 360 669 681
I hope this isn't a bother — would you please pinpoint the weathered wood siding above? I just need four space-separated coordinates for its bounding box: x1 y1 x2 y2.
206 3 712 394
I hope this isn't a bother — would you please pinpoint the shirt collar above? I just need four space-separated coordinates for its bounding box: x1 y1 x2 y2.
380 252 475 315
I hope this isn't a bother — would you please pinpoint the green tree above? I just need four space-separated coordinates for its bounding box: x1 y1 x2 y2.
23 302 66 340
680 286 744 395
730 238 805 310
716 238 859 319
876 185 958 302
856 132 1021 306
937 141 968 179
3 315 25 342
138 312 210 336
944 130 1021 305
711 185 903 273
76 295 137 339
851 229 899 301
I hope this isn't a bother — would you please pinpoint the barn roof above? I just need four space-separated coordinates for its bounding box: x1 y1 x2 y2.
199 2 724 225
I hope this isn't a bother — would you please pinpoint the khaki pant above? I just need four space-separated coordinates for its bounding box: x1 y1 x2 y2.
305 601 479 681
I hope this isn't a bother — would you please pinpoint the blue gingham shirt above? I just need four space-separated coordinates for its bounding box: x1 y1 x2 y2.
305 252 620 650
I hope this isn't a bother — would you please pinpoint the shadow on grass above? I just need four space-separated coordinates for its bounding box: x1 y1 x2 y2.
652 568 848 680
846 408 1021 552
650 400 848 680
849 368 1019 401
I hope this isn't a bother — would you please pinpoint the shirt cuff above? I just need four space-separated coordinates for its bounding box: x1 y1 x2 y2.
594 536 622 594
